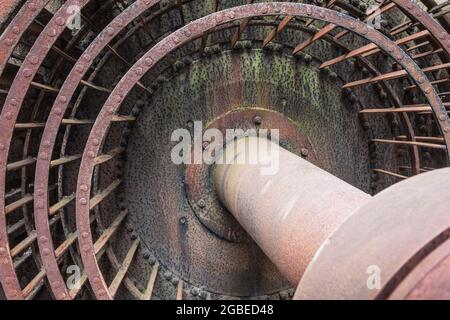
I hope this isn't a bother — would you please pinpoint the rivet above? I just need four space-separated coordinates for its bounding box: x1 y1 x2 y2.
39 236 49 244
115 18 124 27
54 108 62 115
106 27 115 36
82 232 89 239
5 38 14 46
79 198 88 205
23 69 33 78
55 17 66 26
88 151 95 158
164 271 172 280
253 115 262 125
28 1 37 11
9 98 17 106
12 26 20 35
198 199 206 208
29 55 39 64
0 247 6 255
173 36 180 44
182 29 191 37
215 15 223 24
76 64 85 73
92 139 100 146
191 287 199 296
199 290 207 299
43 248 51 256
82 245 90 253
59 96 68 103
301 148 309 157
144 57 154 66
227 12 235 19
80 184 89 192
0 144 5 151
135 67 143 76
39 152 48 160
6 112 13 120
47 28 57 37
143 251 151 260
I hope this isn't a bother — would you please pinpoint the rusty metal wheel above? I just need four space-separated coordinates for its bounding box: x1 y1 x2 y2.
0 0 449 300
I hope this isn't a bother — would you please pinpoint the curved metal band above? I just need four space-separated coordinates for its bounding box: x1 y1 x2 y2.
392 0 450 56
75 2 450 300
0 0 90 300
0 0 50 77
33 0 159 300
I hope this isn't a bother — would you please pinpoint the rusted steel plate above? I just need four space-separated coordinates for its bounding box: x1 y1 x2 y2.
75 2 450 299
295 167 450 300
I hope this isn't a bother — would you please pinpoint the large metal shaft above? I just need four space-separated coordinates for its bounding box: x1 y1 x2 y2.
214 136 371 285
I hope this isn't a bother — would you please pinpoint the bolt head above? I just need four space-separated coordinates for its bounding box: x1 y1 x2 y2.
300 148 309 157
363 122 371 130
198 199 206 208
253 116 262 125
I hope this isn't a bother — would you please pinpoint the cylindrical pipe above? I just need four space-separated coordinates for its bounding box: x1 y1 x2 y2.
294 167 450 300
214 136 371 285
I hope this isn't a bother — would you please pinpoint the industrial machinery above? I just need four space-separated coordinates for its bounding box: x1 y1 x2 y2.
0 0 449 300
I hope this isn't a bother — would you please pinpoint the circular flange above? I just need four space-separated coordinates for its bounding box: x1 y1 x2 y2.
185 108 318 243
